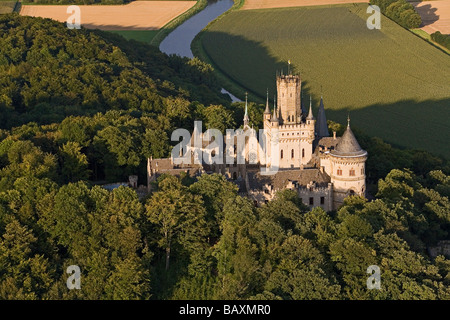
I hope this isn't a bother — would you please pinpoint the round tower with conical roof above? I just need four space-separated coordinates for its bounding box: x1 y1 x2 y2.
329 117 367 209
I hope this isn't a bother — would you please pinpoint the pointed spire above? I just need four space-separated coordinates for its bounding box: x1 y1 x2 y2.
316 95 329 137
243 92 249 127
307 96 314 120
264 88 270 114
271 95 278 122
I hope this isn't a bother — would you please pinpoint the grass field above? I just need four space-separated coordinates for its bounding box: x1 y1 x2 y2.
197 3 450 158
242 0 368 10
0 1 18 14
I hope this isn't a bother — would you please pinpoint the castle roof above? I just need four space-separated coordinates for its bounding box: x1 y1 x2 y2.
315 96 329 137
247 168 330 191
331 120 366 157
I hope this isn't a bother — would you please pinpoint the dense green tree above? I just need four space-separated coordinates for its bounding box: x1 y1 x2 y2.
59 142 90 183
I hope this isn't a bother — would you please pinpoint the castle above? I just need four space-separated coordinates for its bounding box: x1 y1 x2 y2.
147 74 367 211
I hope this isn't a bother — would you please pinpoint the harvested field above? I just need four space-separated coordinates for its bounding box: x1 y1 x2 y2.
20 1 196 30
412 1 450 34
242 0 367 10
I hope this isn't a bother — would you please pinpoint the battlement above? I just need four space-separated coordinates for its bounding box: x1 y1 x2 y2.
277 74 301 83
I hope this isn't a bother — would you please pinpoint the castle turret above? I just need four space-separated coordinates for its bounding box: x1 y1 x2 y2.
271 96 279 128
329 117 367 209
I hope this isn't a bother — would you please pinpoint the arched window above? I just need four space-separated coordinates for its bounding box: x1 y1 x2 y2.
280 150 284 159
291 149 294 158
361 167 364 175
349 168 355 176
337 168 342 176
302 148 305 158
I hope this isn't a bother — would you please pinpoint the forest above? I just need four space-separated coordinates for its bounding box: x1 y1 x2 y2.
0 14 449 300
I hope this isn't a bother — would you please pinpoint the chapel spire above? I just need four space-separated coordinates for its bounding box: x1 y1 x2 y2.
243 92 249 128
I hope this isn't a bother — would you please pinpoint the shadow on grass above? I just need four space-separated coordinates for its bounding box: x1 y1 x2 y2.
195 31 450 158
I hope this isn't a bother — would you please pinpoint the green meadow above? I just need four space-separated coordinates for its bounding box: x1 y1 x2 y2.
197 4 450 158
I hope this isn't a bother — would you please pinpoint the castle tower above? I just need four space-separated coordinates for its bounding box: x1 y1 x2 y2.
276 74 301 124
329 117 367 209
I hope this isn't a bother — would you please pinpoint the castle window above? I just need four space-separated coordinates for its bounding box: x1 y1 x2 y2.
281 150 284 159
361 167 364 175
291 149 294 158
290 93 292 97
302 148 305 158
337 169 342 176
349 169 355 176
349 190 355 195
320 197 325 205
309 197 314 205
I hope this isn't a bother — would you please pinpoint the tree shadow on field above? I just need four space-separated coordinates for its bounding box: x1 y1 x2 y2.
325 97 450 159
199 31 450 158
412 3 439 27
199 31 315 103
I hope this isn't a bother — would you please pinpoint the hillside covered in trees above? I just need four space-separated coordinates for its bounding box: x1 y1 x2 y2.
0 14 449 300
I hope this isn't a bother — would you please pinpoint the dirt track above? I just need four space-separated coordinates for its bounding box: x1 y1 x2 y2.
412 1 450 34
242 0 368 10
20 1 196 30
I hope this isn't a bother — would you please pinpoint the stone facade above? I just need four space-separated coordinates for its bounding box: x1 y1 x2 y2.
147 74 368 211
